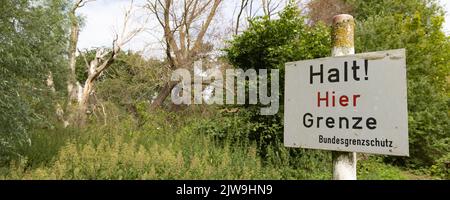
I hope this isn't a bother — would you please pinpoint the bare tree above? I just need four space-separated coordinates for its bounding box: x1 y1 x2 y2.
233 0 288 33
68 0 95 104
75 0 144 126
146 0 222 110
235 0 249 35
261 0 284 19
261 0 269 16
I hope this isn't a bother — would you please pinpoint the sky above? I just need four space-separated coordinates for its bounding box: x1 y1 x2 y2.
77 0 150 52
77 0 248 57
439 0 450 34
77 0 450 56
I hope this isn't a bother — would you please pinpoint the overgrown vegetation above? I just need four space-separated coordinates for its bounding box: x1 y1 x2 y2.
0 0 69 163
0 0 448 180
348 0 450 169
223 0 449 178
1 108 410 180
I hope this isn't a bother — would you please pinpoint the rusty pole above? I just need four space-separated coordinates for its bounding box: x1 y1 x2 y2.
331 14 357 180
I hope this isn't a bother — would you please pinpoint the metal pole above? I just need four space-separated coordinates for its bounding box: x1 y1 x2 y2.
331 14 357 180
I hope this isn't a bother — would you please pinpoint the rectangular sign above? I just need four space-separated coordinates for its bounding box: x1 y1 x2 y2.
284 49 409 156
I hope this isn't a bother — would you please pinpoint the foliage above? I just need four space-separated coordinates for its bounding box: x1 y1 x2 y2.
0 111 322 180
346 0 450 167
226 4 331 71
224 3 331 162
357 156 408 180
224 0 449 174
430 152 450 179
188 110 331 179
0 109 415 180
0 0 447 180
0 0 69 163
96 52 170 108
75 50 170 114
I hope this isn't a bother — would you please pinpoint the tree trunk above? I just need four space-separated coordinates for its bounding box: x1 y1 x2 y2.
150 81 178 110
47 72 69 127
68 13 80 104
76 77 94 127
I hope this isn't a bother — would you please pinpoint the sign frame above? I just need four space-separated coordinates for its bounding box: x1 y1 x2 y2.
284 49 409 156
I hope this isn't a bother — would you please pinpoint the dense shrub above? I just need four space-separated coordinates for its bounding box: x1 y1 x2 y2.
2 112 409 180
224 3 331 163
226 0 449 171
348 0 450 167
430 152 450 179
357 157 407 180
0 0 69 164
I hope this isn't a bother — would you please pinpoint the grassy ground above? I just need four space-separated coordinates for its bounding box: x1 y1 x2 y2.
0 110 433 180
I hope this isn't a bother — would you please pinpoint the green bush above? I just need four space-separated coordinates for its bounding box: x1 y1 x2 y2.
3 123 279 180
192 110 332 179
0 0 69 164
2 109 437 180
357 156 407 180
2 109 335 180
430 152 450 179
224 3 331 164
348 0 450 168
225 0 449 172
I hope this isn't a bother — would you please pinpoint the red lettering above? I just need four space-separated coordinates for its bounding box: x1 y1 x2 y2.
339 95 349 107
332 91 336 107
353 94 361 107
317 91 361 108
317 92 328 107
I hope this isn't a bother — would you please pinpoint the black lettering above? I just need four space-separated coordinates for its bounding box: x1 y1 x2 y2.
352 117 363 129
328 68 339 83
310 65 323 84
364 59 369 80
366 117 377 129
317 116 323 128
352 61 360 81
339 117 349 129
303 113 313 128
326 117 335 128
344 62 348 82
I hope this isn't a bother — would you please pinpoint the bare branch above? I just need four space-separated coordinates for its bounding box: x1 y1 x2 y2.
235 0 249 35
78 0 96 8
76 0 145 126
144 0 223 109
78 48 90 70
191 0 221 55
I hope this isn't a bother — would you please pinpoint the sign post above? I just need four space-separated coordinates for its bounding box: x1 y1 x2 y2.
330 14 357 180
284 14 409 180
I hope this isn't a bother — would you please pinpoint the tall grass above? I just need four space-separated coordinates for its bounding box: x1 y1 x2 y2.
1 108 410 180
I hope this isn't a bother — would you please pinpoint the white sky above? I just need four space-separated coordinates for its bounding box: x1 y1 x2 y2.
440 0 450 34
78 0 450 56
77 0 151 52
77 0 247 57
